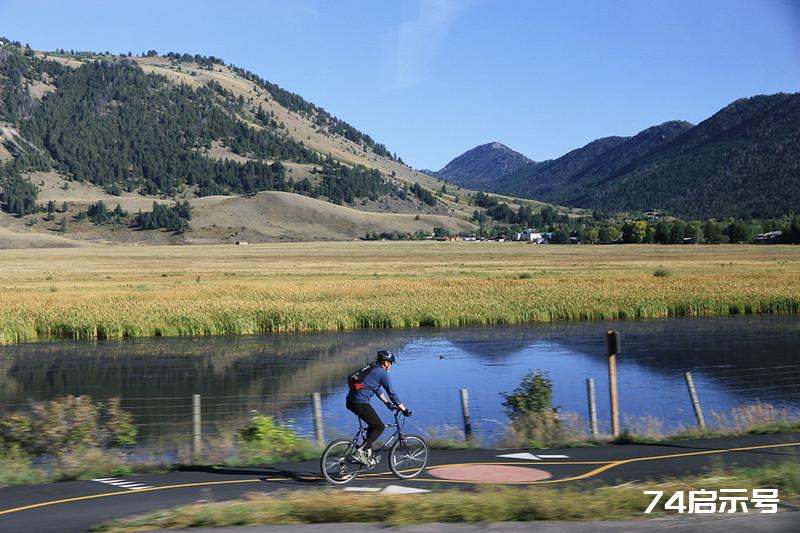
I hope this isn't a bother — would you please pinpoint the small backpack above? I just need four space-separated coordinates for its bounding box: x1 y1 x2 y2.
348 363 378 391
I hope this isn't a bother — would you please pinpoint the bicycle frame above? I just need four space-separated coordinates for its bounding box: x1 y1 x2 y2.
351 410 406 456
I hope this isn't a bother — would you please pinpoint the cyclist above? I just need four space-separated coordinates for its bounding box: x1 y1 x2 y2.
346 350 411 465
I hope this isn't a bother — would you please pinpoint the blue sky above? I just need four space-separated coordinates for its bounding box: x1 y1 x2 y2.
1 0 798 169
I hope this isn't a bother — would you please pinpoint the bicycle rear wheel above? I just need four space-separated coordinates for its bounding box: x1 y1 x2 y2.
321 439 363 485
389 434 429 479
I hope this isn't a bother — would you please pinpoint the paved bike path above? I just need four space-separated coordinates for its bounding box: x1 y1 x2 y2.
0 432 798 533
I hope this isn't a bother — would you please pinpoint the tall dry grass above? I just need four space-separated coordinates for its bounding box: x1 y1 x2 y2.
2 273 798 344
1 243 799 344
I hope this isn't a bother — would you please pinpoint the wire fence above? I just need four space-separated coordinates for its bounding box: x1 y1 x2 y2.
2 364 800 460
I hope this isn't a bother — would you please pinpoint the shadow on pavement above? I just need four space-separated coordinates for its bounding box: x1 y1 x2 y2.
177 464 326 484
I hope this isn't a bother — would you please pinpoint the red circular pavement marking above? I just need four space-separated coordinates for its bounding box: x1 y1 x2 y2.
428 464 552 482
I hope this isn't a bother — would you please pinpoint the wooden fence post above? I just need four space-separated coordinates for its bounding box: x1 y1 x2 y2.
586 378 599 438
192 393 202 460
607 330 620 438
684 372 706 429
312 392 325 446
459 388 472 441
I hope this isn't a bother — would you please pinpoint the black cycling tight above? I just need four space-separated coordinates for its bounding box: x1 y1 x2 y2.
346 400 384 450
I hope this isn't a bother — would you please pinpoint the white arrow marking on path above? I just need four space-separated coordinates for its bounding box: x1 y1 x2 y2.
496 453 570 460
497 453 541 460
381 485 431 494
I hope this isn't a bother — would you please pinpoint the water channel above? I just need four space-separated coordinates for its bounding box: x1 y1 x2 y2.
1 315 798 443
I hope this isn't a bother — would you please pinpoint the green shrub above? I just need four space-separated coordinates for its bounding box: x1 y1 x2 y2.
0 444 46 486
653 267 672 277
0 395 136 455
30 395 100 453
51 448 131 482
0 414 34 449
105 398 137 446
502 370 554 417
501 370 570 447
235 415 308 462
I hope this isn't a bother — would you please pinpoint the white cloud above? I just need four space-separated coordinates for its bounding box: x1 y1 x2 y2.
388 0 472 91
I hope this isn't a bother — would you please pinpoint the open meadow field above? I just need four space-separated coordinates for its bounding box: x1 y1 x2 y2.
1 242 798 344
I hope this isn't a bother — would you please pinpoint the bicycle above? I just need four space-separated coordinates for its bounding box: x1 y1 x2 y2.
320 408 429 485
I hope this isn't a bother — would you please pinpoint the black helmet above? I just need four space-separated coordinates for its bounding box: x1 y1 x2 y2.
376 350 396 364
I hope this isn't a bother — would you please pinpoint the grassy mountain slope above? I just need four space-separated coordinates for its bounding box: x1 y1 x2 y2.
12 166 473 246
188 191 476 243
0 39 481 245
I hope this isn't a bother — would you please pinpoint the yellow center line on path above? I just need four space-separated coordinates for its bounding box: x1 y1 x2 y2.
0 479 263 517
1 441 798 516
414 440 800 485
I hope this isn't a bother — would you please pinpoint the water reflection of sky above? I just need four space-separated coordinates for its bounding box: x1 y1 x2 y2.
284 316 800 441
2 315 799 443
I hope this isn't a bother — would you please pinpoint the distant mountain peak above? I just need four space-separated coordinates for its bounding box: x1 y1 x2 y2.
488 93 800 219
486 141 511 150
434 142 532 189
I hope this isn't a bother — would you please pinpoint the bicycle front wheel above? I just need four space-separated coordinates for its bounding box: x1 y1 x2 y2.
320 439 363 485
389 434 429 479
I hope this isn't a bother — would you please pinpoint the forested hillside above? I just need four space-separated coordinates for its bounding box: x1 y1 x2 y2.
570 94 800 219
497 121 693 202
0 40 395 214
443 94 800 219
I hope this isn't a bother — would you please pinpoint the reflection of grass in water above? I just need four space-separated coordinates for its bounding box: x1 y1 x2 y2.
1 243 800 344
490 403 800 448
97 461 800 530
422 424 483 449
613 402 800 444
0 332 382 413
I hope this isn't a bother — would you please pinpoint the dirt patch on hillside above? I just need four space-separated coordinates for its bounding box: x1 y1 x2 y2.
202 140 252 163
31 171 175 212
188 191 475 243
0 126 25 162
0 225 87 249
28 79 56 100
0 143 11 162
39 54 84 69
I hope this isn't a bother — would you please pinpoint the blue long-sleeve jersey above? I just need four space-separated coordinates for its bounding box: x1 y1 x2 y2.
346 365 402 405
